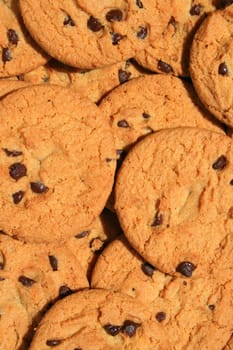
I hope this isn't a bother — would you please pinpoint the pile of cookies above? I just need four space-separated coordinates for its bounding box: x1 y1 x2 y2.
1 0 233 349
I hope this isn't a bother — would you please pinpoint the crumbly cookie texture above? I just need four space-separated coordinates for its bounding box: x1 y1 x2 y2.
115 128 233 276
190 4 233 127
28 289 170 350
0 0 48 77
0 233 88 350
19 0 158 69
91 237 233 350
0 85 116 243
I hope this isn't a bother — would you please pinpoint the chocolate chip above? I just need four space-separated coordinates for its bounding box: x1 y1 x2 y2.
63 15 75 26
59 285 73 298
141 262 156 277
176 261 196 277
0 277 5 281
106 9 123 22
136 26 147 39
12 191 25 204
117 119 129 128
2 48 12 62
116 149 125 156
212 155 227 170
3 148 22 157
155 311 166 322
136 0 143 8
103 324 121 336
74 348 82 350
157 60 173 73
118 69 131 84
121 320 141 337
142 112 151 119
208 304 215 310
0 263 4 270
49 255 58 271
111 32 123 45
230 179 233 185
87 16 104 32
151 212 163 226
30 182 49 194
168 16 177 27
0 251 5 270
9 163 27 181
18 275 36 287
190 4 202 15
46 339 62 347
7 29 19 45
218 62 229 76
75 230 89 239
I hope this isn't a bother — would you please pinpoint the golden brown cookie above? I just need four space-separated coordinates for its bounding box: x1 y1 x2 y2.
0 233 88 350
0 79 30 98
0 85 116 243
224 336 233 350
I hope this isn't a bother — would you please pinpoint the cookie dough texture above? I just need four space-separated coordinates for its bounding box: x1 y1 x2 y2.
0 85 116 243
19 0 158 69
115 128 233 276
190 4 233 127
29 289 169 350
0 233 88 350
0 0 48 77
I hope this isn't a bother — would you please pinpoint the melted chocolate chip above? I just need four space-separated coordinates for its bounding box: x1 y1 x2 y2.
212 155 227 170
103 324 122 336
122 320 141 337
151 212 163 226
218 62 229 76
106 9 123 22
117 119 129 128
157 60 173 73
12 191 25 204
18 275 36 287
63 15 75 26
3 148 22 157
230 179 233 185
190 4 202 16
49 255 58 271
155 311 166 322
208 304 215 310
136 0 143 8
46 339 62 347
30 182 49 194
118 69 131 84
176 261 196 277
137 26 147 39
9 163 27 181
142 112 151 119
7 29 19 45
2 48 12 62
87 16 104 32
59 285 73 298
75 230 89 239
111 32 123 45
141 262 156 277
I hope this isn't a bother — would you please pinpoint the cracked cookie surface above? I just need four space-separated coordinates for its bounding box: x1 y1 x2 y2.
0 84 116 243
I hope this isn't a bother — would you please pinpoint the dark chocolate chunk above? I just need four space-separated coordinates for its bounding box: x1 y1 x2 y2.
46 339 62 347
75 230 89 239
2 48 12 62
157 60 173 73
30 182 49 194
212 155 227 170
155 311 166 322
106 9 123 22
121 320 141 337
63 15 75 26
136 0 143 8
3 148 22 157
118 69 131 84
7 29 19 45
49 255 58 271
208 304 215 310
141 262 156 277
0 263 4 270
176 261 196 277
151 211 163 226
117 119 129 128
18 275 36 287
136 26 147 39
12 190 25 204
103 324 122 336
87 16 104 32
111 32 123 45
59 285 73 298
142 112 151 119
190 4 202 16
9 163 27 181
218 62 229 76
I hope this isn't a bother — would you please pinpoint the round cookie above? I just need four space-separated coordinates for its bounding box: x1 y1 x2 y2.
115 127 233 277
0 84 116 243
0 233 88 350
0 79 30 98
0 0 48 77
190 4 233 127
19 0 157 69
28 289 170 350
135 0 219 77
91 237 233 349
224 336 233 350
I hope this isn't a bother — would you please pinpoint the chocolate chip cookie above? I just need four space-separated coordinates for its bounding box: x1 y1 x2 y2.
0 79 30 98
